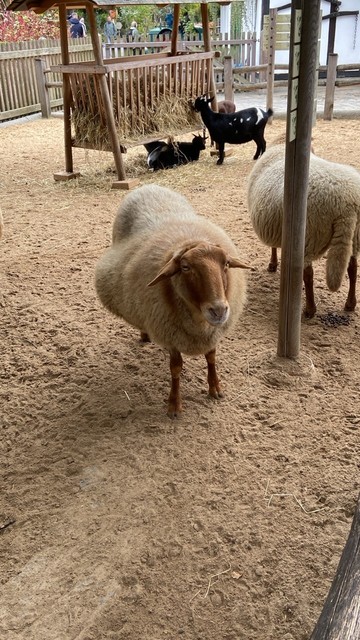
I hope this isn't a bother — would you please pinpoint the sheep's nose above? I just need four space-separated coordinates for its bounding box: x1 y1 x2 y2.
205 303 229 325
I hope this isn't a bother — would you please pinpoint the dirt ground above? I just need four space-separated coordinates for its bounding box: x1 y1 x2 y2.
1 115 360 640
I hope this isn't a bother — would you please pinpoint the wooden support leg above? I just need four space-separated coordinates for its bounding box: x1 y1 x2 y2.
168 350 183 418
205 349 223 399
54 5 80 182
87 6 138 190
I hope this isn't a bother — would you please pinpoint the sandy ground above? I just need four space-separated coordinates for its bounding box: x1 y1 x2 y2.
1 115 360 640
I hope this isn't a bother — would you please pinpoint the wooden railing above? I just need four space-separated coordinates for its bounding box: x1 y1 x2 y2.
0 37 95 121
0 33 256 122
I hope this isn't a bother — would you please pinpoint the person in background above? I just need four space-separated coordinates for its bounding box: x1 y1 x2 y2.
165 9 173 30
179 10 190 38
130 20 139 40
115 20 123 38
79 17 87 37
68 12 85 38
104 15 117 44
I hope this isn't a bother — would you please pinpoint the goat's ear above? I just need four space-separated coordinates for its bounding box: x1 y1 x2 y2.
227 256 252 269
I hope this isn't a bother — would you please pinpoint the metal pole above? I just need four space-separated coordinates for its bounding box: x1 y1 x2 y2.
277 0 321 358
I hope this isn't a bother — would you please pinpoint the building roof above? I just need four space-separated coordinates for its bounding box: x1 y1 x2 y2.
6 0 233 12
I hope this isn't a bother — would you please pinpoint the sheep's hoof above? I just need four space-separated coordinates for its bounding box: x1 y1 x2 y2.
167 406 183 419
140 332 150 343
216 158 224 166
304 307 316 319
345 299 356 312
209 389 224 400
267 263 278 273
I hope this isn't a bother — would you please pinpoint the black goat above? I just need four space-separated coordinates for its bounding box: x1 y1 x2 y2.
194 96 273 165
210 99 237 147
144 134 207 171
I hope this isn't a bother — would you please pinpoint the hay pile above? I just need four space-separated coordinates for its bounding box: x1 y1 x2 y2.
71 72 203 150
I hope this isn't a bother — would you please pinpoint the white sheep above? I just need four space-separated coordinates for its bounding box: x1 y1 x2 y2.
95 184 249 417
0 208 3 239
247 145 360 317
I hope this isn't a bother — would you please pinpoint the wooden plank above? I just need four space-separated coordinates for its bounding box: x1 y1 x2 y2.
51 63 106 74
143 66 148 127
0 103 44 120
0 43 94 61
310 493 360 640
324 52 338 120
155 65 160 100
129 68 135 128
136 67 141 120
102 51 215 73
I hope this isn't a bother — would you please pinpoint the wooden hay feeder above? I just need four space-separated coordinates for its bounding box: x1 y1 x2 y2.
6 0 229 188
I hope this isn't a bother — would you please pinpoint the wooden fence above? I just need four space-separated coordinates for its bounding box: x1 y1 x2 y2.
0 33 256 122
0 37 95 121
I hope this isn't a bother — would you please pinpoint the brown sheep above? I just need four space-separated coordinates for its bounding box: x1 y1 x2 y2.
95 185 249 417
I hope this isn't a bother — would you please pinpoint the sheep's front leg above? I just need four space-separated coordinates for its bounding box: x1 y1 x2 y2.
168 349 183 418
345 255 357 311
303 264 316 318
216 142 225 165
205 349 224 399
268 247 278 272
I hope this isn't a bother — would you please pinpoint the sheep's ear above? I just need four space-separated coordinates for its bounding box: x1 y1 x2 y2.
147 244 199 286
147 258 180 287
227 256 252 269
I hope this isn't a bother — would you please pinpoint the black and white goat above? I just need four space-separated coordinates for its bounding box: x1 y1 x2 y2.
194 95 273 165
144 134 207 171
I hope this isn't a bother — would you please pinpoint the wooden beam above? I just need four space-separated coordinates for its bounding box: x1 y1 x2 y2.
201 2 216 104
277 0 321 358
324 52 338 120
86 2 130 186
54 3 79 180
310 493 360 640
171 4 180 57
266 8 276 120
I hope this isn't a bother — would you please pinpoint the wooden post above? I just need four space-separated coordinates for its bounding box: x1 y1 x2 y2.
201 2 216 105
326 1 338 62
223 55 233 102
87 3 137 189
171 4 180 56
266 8 276 122
324 52 338 121
54 4 79 181
250 32 257 83
277 0 321 358
35 58 51 118
310 493 360 640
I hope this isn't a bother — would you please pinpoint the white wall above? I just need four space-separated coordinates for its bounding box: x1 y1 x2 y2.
252 0 360 66
220 5 231 37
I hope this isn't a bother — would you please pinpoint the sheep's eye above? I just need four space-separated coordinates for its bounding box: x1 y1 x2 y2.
224 261 230 269
181 264 191 272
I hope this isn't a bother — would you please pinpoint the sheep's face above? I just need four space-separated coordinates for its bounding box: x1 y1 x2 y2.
148 242 249 326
